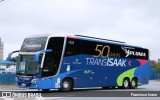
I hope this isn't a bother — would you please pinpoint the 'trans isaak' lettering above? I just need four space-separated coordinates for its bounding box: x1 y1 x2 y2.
86 58 126 67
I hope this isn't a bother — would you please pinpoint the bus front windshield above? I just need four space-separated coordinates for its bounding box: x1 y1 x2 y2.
17 55 40 75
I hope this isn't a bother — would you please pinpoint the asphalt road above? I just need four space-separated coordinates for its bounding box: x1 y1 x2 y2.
40 80 160 97
0 80 160 100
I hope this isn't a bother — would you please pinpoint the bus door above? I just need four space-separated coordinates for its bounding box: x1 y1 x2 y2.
40 37 64 89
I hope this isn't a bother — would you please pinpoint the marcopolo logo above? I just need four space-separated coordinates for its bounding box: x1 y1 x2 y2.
24 44 41 49
121 46 146 57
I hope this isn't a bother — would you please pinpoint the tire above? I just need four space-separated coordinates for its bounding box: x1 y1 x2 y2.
102 87 111 89
118 86 123 89
42 89 50 92
60 78 73 92
130 78 138 89
111 86 116 89
122 78 130 89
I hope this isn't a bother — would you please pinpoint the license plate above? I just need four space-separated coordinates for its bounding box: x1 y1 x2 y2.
21 84 26 86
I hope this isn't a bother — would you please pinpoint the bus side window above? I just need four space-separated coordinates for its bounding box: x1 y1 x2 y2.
65 39 82 56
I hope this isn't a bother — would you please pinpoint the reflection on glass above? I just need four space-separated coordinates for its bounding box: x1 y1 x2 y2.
17 55 40 75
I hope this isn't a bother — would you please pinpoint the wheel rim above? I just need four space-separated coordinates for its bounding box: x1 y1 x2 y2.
132 80 136 87
124 80 129 88
63 81 70 89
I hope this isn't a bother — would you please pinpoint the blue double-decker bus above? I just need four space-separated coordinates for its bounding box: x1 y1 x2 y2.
8 34 150 91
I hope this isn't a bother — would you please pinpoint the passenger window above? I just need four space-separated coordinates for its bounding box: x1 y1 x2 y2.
65 38 82 56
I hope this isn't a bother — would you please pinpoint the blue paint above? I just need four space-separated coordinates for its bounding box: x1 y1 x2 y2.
134 60 150 84
14 54 150 89
60 54 147 88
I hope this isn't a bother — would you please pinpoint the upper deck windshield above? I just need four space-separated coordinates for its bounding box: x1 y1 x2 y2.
21 37 47 52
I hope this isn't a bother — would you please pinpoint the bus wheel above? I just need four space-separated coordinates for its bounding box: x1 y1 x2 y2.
42 89 50 92
130 78 138 89
122 78 130 89
102 87 111 89
60 78 73 92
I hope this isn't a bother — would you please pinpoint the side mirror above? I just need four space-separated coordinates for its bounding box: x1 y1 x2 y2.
7 50 20 61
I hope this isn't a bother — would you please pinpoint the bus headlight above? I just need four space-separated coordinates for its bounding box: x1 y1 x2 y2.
31 79 37 84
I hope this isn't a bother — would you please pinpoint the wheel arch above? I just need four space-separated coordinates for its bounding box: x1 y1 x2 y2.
132 77 138 81
62 77 74 87
117 68 137 86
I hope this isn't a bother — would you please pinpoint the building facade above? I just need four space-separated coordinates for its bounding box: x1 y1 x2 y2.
0 38 4 60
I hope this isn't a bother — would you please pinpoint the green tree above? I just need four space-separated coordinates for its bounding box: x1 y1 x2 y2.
155 64 160 73
150 60 157 68
11 56 18 62
150 60 160 73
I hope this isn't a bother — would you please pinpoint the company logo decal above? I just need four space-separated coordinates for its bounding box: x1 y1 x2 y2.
73 59 82 65
121 46 146 57
85 44 128 67
86 58 127 67
24 44 41 49
84 70 95 74
18 77 30 81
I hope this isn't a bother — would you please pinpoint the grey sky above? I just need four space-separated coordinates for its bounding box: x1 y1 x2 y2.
0 0 159 60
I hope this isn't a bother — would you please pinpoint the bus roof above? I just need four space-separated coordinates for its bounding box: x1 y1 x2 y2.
68 35 143 49
26 34 143 49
